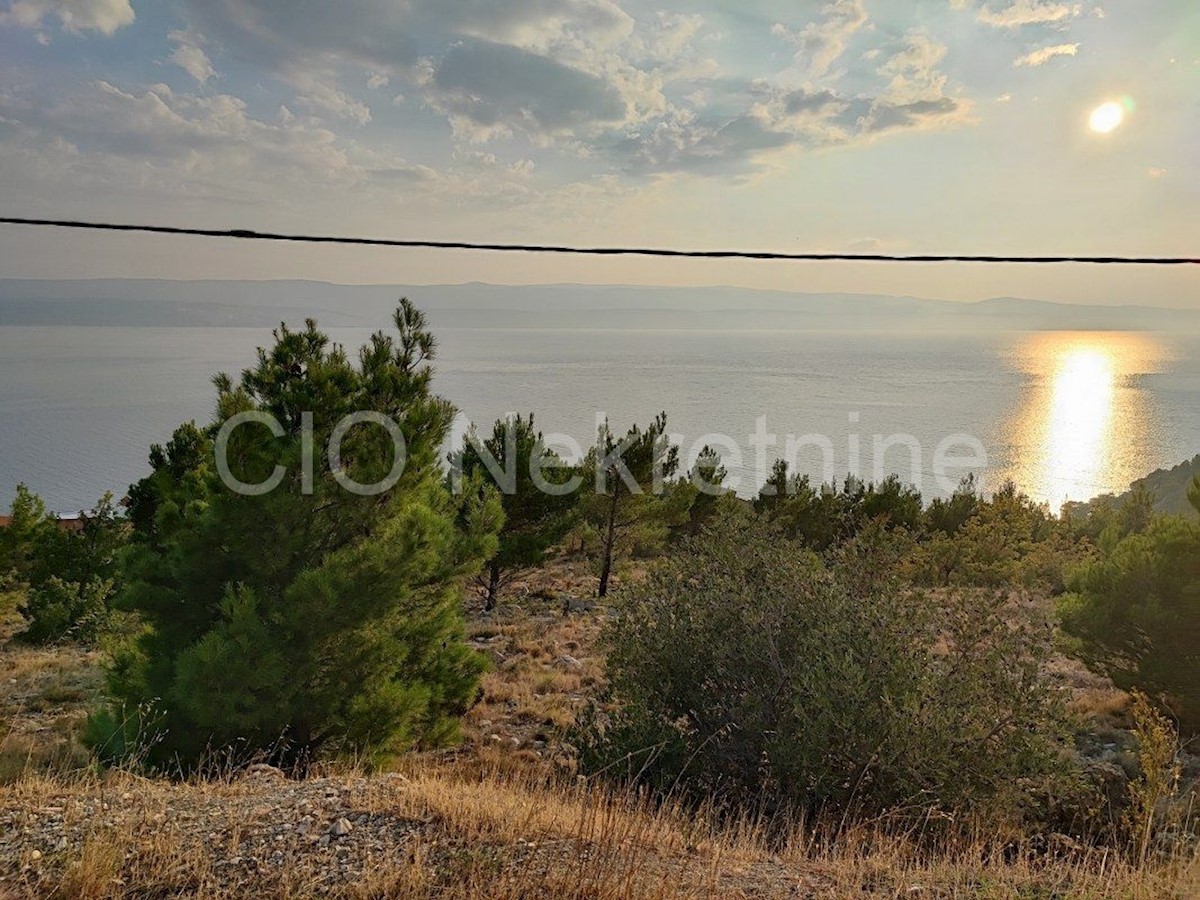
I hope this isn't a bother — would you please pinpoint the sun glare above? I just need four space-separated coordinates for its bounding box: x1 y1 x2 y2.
1089 100 1125 134
1005 333 1165 507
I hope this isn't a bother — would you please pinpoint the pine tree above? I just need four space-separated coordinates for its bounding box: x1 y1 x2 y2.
584 413 690 598
93 300 501 769
452 414 579 611
678 445 729 536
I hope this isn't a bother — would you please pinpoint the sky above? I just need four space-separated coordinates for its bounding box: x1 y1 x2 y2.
0 0 1196 306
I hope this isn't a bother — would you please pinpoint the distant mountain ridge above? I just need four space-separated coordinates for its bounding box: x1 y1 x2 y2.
0 279 1197 332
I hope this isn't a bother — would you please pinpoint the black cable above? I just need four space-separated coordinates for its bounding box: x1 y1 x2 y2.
1 215 1197 265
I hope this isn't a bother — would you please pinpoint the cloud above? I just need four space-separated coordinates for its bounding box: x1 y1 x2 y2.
613 105 793 175
772 0 869 79
1013 42 1079 66
975 1 1083 28
175 0 664 148
863 97 962 133
3 0 981 190
295 80 372 125
168 31 216 84
874 32 952 104
0 0 133 34
0 79 434 205
613 34 970 176
180 0 634 74
424 39 629 142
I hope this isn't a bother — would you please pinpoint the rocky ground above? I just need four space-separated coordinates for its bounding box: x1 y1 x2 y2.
5 762 1195 899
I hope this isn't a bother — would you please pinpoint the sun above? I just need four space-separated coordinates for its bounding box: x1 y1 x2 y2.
1089 101 1125 134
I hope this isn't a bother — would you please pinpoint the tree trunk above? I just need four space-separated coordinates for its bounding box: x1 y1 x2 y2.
484 560 500 612
598 485 619 598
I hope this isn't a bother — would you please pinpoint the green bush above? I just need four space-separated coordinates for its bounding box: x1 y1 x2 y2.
580 511 1076 825
908 481 1091 593
755 464 923 550
1060 483 1200 737
0 487 125 644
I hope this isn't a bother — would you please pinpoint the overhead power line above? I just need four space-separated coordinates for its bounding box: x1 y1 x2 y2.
1 215 1197 266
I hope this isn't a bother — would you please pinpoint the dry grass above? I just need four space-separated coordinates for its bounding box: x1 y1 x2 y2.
2 760 1198 898
0 645 100 785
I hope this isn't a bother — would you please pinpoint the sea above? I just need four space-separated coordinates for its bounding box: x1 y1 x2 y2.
1 325 1198 515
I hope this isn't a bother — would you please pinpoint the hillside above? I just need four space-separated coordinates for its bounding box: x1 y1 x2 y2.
1131 455 1200 517
1070 455 1200 520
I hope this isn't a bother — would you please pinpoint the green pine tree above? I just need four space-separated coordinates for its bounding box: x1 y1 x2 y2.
452 414 579 610
92 300 501 770
584 413 691 598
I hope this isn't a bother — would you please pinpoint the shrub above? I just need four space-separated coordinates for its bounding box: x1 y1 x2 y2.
908 481 1091 593
1059 493 1200 737
0 575 26 645
0 487 125 644
580 511 1076 826
1125 691 1183 866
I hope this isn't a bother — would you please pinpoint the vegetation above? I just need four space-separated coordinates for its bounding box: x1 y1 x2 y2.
755 464 923 549
452 414 578 610
580 511 1076 825
2 576 1196 897
0 575 25 646
90 301 501 769
2 298 1199 895
582 413 692 597
1066 454 1200 521
677 444 729 535
0 485 125 644
1060 478 1200 737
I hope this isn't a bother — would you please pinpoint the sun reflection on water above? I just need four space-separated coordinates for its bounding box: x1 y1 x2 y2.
1005 333 1167 509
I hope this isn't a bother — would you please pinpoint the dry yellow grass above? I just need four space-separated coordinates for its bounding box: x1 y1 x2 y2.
2 759 1198 899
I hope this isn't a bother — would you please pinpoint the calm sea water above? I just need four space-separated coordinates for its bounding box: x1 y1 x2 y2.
1 326 1197 514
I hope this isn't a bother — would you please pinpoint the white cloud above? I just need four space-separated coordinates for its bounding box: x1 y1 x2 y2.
0 0 133 35
0 79 431 202
178 0 672 148
168 31 217 84
295 81 372 126
1148 167 1167 178
615 32 971 176
2 0 981 187
772 0 869 79
976 1 1083 28
875 32 952 105
1013 42 1079 67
